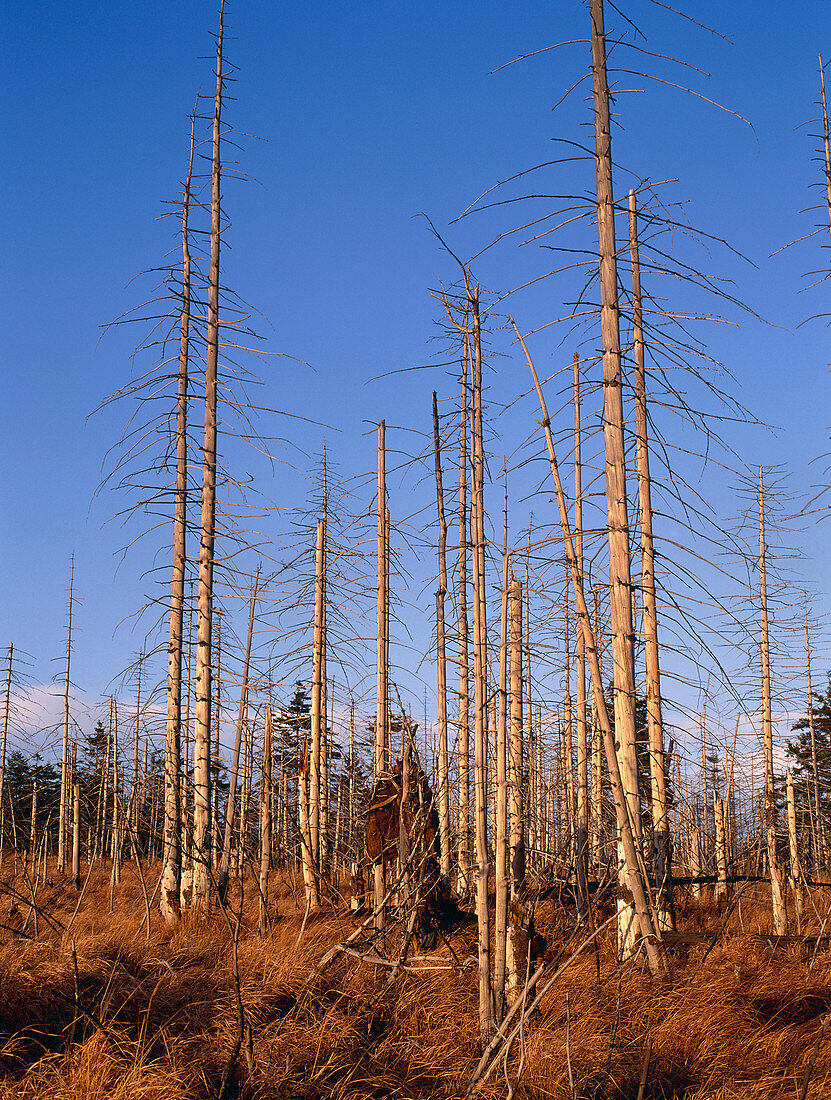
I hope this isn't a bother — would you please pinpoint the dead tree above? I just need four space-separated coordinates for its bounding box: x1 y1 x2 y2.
590 0 642 957
193 1 225 911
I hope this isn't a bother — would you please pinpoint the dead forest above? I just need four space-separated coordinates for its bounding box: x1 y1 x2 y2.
6 2 831 1098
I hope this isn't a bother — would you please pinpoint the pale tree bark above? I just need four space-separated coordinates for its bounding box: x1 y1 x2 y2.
629 191 673 928
0 644 11 863
218 565 260 899
374 421 389 932
562 581 575 863
759 467 787 935
804 596 824 868
493 523 510 1023
470 282 495 1038
457 353 472 895
714 796 727 903
572 360 589 918
72 771 81 891
590 0 643 959
162 155 191 909
259 704 273 935
310 518 326 898
505 576 528 1004
517 322 664 975
432 392 452 884
786 772 803 923
58 557 75 871
193 1 225 912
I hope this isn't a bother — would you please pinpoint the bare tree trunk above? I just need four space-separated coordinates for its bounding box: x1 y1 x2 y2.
161 177 191 906
468 282 494 1038
629 190 673 929
759 467 787 935
0 644 11 865
58 558 74 871
259 705 273 934
804 597 824 869
112 707 122 887
72 771 81 891
590 0 643 960
310 518 326 899
572 359 589 919
218 565 260 898
714 796 727 903
374 421 389 933
518 324 663 975
432 393 452 884
28 783 37 878
457 359 472 895
505 576 528 1004
786 772 803 923
493 531 510 1023
193 1 225 912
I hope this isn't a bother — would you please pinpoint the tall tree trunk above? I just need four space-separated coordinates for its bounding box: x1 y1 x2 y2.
469 282 495 1039
0 644 11 865
629 191 673 927
432 393 452 884
457 356 472 896
193 1 225 912
493 522 510 1023
58 558 74 871
259 705 273 934
590 0 642 958
374 421 389 932
573 358 590 918
309 517 326 899
505 576 528 1004
759 467 787 935
804 596 824 869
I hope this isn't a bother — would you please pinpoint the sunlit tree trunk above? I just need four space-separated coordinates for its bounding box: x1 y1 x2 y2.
629 190 673 928
193 1 225 912
590 0 642 958
432 392 452 884
759 467 787 935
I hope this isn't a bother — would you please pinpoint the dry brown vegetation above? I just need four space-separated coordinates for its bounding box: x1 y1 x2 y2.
1 862 830 1099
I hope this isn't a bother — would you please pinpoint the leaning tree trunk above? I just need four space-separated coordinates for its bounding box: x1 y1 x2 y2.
629 190 673 928
759 467 787 935
518 322 663 976
193 1 225 912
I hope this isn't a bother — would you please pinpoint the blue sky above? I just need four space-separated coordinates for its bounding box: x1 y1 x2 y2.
4 1 831 768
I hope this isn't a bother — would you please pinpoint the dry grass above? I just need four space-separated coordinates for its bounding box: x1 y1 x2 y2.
1 860 830 1098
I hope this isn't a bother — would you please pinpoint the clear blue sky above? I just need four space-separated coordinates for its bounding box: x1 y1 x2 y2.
4 1 831 766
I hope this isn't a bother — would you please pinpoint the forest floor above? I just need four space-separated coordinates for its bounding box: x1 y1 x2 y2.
0 860 829 1099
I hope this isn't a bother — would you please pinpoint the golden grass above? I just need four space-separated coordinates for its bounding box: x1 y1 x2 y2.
0 861 830 1098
